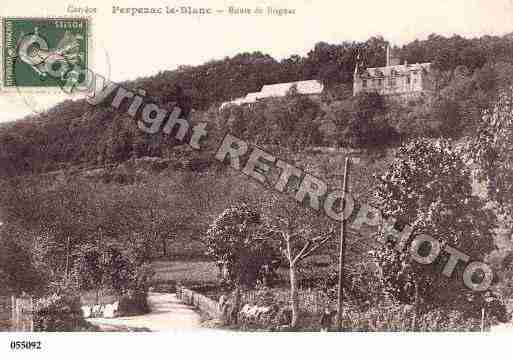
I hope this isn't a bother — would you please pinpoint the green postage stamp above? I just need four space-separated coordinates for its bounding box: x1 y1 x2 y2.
1 17 89 89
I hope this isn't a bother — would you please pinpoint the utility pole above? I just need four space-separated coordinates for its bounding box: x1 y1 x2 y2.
481 307 486 332
65 236 71 280
96 227 103 305
336 157 350 330
412 282 419 331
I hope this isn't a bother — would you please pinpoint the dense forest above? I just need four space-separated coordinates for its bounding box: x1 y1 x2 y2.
2 33 513 178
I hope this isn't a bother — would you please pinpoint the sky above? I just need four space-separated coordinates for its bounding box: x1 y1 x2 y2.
1 0 513 122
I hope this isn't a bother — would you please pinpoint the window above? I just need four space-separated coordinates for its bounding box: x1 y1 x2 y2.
406 75 411 84
362 79 367 88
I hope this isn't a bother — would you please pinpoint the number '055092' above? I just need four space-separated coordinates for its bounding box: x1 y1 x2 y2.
10 341 41 350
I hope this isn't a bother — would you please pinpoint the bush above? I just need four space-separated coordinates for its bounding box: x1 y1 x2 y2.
74 240 155 296
344 116 401 149
417 309 480 331
118 289 150 316
0 228 47 296
34 293 92 332
331 92 401 149
340 303 408 331
116 264 154 316
230 287 291 330
338 304 488 332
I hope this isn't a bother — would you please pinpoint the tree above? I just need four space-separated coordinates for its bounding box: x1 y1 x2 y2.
204 203 279 287
342 92 400 148
473 87 513 227
374 138 496 310
0 227 46 295
74 235 154 295
472 88 513 321
129 177 196 258
260 193 335 328
431 96 461 138
0 175 162 294
74 243 104 292
324 99 352 146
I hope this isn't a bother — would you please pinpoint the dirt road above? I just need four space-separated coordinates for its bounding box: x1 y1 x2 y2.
87 292 202 332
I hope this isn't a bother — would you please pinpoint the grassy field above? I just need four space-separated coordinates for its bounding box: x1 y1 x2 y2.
151 260 219 285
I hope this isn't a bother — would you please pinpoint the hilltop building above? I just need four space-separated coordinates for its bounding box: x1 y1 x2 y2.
219 79 324 110
353 45 433 98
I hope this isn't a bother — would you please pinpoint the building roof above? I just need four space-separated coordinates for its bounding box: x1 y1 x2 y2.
259 80 324 98
219 79 324 110
361 62 431 78
245 92 261 101
219 96 252 109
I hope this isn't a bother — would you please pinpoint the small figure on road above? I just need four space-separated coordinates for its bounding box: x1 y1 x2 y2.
319 308 334 332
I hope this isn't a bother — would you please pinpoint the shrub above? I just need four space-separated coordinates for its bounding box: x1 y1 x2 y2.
116 264 154 316
34 293 92 332
234 287 291 330
340 303 408 331
118 289 150 316
338 304 487 332
333 92 401 149
74 240 155 296
417 309 480 331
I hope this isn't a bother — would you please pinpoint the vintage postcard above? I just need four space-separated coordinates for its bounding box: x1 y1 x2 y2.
1 0 512 358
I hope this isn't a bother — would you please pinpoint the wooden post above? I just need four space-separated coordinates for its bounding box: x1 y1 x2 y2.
481 307 486 332
412 282 419 331
29 297 34 332
65 236 71 280
11 296 15 332
15 298 19 332
336 157 349 330
96 227 102 305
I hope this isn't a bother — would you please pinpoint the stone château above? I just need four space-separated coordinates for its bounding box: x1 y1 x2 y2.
353 45 433 98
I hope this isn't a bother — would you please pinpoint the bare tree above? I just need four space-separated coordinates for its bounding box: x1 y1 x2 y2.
261 193 335 328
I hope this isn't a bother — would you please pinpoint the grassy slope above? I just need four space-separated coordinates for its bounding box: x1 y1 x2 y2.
152 260 218 284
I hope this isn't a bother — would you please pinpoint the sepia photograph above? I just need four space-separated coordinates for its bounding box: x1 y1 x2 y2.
1 0 513 357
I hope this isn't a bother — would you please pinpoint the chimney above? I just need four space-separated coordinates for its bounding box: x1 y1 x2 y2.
386 45 390 67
